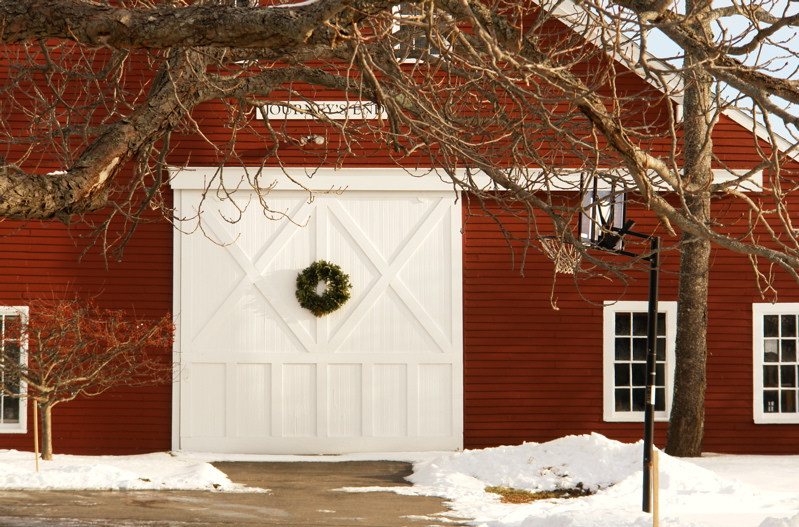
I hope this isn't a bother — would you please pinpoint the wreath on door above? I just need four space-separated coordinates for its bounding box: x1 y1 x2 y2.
295 260 352 317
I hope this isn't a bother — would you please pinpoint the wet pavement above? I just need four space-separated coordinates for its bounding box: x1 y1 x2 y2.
0 461 470 527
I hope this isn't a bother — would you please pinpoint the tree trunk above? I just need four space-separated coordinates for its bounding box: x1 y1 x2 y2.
665 0 714 457
666 228 711 456
40 403 54 461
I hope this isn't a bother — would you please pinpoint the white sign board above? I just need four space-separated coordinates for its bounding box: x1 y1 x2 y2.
260 100 385 120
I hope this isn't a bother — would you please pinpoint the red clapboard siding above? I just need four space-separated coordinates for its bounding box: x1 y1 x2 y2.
462 179 799 454
0 188 174 455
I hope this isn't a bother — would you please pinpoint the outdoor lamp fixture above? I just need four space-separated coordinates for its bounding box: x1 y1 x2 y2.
595 219 661 514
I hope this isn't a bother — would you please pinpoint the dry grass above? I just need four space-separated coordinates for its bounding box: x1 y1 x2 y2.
485 485 592 504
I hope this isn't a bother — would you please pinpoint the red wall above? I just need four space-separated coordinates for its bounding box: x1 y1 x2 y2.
0 204 173 455
462 191 799 455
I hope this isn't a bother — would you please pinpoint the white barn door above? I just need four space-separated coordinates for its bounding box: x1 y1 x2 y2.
173 187 463 453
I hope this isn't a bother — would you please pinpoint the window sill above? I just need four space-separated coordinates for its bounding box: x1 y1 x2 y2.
604 413 670 423
0 427 27 434
754 415 799 425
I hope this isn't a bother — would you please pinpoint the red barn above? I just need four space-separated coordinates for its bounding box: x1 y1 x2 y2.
0 0 797 456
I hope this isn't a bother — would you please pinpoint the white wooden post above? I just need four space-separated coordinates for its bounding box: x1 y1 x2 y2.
33 400 39 472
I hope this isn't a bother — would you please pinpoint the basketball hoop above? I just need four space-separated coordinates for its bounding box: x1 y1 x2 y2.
540 236 582 274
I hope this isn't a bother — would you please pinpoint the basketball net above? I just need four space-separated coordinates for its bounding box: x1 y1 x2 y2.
540 237 582 274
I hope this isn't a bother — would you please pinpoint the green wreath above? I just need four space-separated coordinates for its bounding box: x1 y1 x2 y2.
295 260 353 317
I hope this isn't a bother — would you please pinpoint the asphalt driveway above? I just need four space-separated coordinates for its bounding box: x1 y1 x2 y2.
0 461 470 527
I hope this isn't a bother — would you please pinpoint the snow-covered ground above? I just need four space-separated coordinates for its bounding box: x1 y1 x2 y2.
0 433 797 527
0 450 247 492
343 433 799 527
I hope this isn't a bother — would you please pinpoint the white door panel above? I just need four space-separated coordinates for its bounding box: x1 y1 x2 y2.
175 190 462 453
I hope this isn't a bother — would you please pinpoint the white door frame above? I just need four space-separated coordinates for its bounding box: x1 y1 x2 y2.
170 167 463 453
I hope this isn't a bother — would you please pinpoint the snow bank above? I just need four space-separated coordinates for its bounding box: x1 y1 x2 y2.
344 433 799 527
0 450 251 491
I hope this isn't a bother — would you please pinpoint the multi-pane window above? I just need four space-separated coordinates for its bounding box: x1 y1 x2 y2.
613 311 667 412
0 307 26 432
392 4 441 62
763 314 798 413
753 304 799 423
603 301 676 422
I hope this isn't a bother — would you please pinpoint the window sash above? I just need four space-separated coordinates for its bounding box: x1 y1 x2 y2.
753 304 799 423
0 306 27 433
603 301 676 423
392 4 442 62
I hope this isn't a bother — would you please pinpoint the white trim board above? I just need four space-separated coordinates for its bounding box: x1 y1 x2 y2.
169 166 762 193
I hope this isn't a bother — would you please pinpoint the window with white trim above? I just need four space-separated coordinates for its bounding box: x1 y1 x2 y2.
603 301 676 422
392 4 442 62
0 306 27 433
753 303 799 423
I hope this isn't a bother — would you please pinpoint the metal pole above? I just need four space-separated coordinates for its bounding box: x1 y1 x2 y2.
643 236 660 513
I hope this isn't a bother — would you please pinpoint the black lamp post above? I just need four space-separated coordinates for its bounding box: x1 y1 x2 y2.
597 219 661 513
